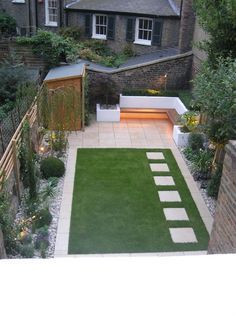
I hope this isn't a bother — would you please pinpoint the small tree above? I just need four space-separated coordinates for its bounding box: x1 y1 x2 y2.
0 12 16 37
194 0 236 64
192 58 236 164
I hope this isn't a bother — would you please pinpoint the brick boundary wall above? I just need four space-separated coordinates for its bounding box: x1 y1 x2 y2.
208 141 236 254
0 39 46 68
87 52 193 106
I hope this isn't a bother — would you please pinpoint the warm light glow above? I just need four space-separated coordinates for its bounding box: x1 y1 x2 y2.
39 146 45 152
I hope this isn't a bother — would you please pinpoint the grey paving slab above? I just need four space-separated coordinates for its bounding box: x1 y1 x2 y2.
169 228 198 243
150 163 170 172
154 176 175 186
158 191 181 202
146 152 165 160
163 208 189 221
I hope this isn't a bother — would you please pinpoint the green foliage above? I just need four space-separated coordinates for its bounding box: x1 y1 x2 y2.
0 188 18 255
19 121 37 200
207 164 223 198
193 149 213 176
188 133 204 151
33 208 52 230
180 111 199 132
77 39 129 67
0 12 16 37
17 30 79 67
193 58 236 146
59 26 82 41
35 226 49 251
51 131 68 155
20 244 34 258
123 44 136 57
194 0 236 63
39 177 58 200
40 157 65 179
20 233 32 245
0 60 28 106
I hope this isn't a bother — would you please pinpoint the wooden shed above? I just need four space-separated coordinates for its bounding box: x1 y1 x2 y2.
44 63 86 131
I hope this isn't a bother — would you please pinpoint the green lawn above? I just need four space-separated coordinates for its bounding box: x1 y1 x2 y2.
68 149 209 254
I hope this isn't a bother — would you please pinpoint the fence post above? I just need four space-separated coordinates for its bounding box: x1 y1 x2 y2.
12 139 21 202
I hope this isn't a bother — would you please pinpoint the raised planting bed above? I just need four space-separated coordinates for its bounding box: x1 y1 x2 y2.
173 125 190 148
96 103 120 122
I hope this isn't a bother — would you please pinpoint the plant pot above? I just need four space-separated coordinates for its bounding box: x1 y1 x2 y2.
96 104 120 122
172 125 190 148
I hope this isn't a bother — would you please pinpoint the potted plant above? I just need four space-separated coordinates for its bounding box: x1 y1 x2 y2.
173 111 199 147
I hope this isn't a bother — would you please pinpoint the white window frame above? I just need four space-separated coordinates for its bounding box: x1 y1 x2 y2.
134 17 153 46
92 14 107 40
12 0 25 3
45 0 58 27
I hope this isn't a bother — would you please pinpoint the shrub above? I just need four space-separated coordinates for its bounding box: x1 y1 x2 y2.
123 44 135 57
33 208 52 230
35 226 49 250
207 164 223 198
17 30 79 67
20 244 34 258
0 13 16 37
59 26 82 41
194 149 214 177
40 157 65 179
188 133 204 151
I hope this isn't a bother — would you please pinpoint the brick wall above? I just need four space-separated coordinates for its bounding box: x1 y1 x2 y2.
67 12 180 55
0 39 46 69
88 52 193 106
179 0 195 53
208 141 236 254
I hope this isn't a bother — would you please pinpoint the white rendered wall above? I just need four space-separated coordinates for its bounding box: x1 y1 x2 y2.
119 95 187 115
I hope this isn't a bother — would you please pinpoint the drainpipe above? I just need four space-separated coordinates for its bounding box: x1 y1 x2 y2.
27 0 32 36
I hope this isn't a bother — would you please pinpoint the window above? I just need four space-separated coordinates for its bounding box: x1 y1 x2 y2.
45 0 58 27
12 0 25 3
135 18 153 45
92 15 107 39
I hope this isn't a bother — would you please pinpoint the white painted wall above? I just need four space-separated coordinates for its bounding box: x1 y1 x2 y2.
119 95 187 115
96 104 120 122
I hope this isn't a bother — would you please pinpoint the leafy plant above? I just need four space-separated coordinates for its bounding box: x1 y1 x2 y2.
0 186 19 255
193 149 214 177
59 26 83 41
180 111 199 133
20 244 34 258
33 208 52 230
194 0 236 64
39 178 58 199
188 133 204 151
35 226 49 250
0 12 16 37
50 131 68 155
207 164 223 198
17 30 79 67
19 121 37 200
193 57 236 164
123 44 136 57
40 157 65 179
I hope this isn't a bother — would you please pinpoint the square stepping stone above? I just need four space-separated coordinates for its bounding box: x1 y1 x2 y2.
150 163 169 172
158 191 181 202
146 152 165 160
169 228 198 243
163 208 189 221
154 176 175 186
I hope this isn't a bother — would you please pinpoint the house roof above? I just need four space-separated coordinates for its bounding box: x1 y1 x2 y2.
66 0 180 17
44 63 85 82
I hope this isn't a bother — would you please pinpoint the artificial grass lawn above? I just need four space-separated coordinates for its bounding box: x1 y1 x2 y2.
68 149 209 254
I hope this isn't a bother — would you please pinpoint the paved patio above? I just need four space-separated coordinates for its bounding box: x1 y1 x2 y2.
55 118 213 257
69 119 174 149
